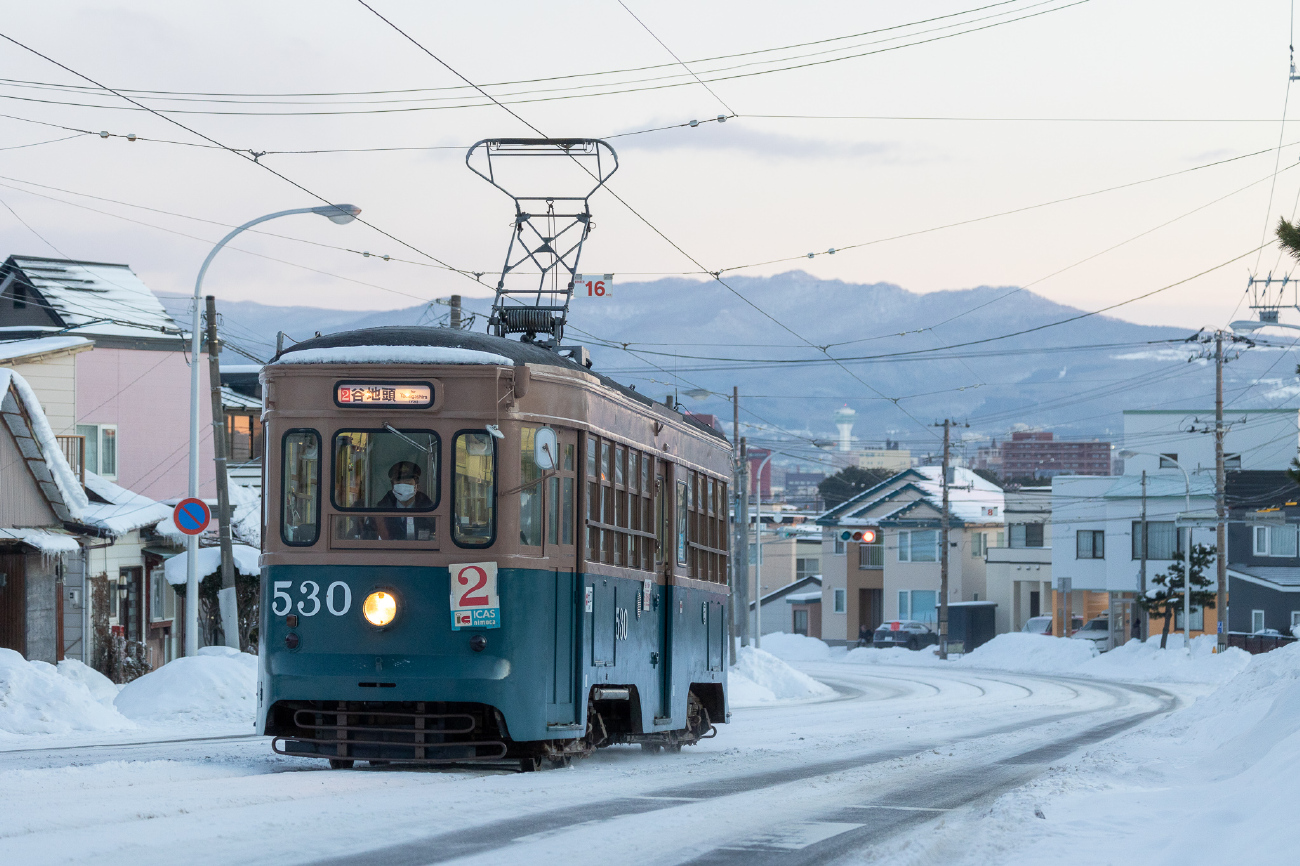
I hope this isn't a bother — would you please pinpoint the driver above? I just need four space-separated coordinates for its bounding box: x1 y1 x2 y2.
377 461 435 540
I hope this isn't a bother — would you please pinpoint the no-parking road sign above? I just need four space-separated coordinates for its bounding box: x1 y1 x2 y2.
173 498 211 536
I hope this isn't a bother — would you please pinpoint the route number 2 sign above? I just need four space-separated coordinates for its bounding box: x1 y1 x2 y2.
575 274 613 298
450 562 501 630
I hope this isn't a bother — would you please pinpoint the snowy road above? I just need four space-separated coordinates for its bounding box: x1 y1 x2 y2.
0 664 1180 865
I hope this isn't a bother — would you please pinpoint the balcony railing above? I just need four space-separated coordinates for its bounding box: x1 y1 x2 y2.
56 434 85 485
858 543 884 569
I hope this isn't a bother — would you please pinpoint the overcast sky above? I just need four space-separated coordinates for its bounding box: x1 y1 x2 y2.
2 0 1298 334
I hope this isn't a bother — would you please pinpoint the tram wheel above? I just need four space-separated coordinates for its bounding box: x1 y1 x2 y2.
519 757 543 772
640 743 662 754
546 755 573 769
664 743 682 754
328 759 355 770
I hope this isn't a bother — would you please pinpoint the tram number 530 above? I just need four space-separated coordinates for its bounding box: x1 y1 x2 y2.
271 580 353 617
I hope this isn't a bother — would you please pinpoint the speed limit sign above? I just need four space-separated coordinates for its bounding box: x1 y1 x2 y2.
575 274 613 298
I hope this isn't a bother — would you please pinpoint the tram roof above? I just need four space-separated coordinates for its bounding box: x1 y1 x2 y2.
272 326 729 444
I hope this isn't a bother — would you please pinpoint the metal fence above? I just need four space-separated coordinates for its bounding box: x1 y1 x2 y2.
1227 632 1298 655
56 434 85 484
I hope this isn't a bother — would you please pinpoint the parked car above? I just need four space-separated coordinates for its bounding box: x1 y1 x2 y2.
873 620 941 651
1071 614 1112 652
1021 615 1083 636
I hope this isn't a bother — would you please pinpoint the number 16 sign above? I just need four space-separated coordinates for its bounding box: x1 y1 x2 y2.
450 562 501 630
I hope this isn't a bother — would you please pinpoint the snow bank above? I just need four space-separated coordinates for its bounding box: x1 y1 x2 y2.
0 650 134 736
114 648 256 724
1082 633 1250 685
276 345 511 366
728 646 835 707
758 632 834 661
961 633 1099 674
844 645 943 666
56 659 119 706
163 544 260 586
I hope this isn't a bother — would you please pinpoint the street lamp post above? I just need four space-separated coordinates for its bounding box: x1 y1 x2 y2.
752 451 775 650
1119 449 1192 650
184 204 360 657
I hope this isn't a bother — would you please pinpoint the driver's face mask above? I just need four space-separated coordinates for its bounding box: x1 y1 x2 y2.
392 482 417 501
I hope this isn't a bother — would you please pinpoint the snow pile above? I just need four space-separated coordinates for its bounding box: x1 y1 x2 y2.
758 632 834 661
56 659 120 705
728 646 835 707
1083 634 1250 684
276 345 511 366
961 633 1099 673
0 650 134 736
163 544 260 586
844 645 943 666
114 647 256 724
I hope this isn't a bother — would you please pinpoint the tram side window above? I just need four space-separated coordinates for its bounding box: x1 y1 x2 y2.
546 439 576 547
584 433 653 571
686 473 728 583
676 479 689 566
282 430 320 546
520 426 542 547
454 431 496 548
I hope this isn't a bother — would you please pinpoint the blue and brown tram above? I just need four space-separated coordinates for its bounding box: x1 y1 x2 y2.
256 327 731 769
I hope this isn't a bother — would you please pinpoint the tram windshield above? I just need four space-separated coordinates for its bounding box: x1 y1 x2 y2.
332 430 439 511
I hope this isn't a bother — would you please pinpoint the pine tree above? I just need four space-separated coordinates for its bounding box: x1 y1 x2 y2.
1136 542 1217 649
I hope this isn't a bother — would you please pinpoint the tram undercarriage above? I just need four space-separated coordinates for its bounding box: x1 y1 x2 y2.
270 688 718 772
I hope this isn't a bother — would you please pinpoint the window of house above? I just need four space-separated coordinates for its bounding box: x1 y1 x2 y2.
898 529 938 562
1076 530 1105 559
1175 606 1204 632
281 429 320 546
833 588 846 614
13 283 27 309
996 531 1005 548
898 590 909 620
793 608 809 636
225 413 264 463
1025 523 1044 547
833 537 846 555
909 590 937 624
149 568 164 621
1131 521 1179 560
1291 611 1300 632
1252 609 1266 633
1159 453 1179 469
1253 524 1298 558
76 423 118 479
452 431 495 548
971 532 985 558
797 556 822 578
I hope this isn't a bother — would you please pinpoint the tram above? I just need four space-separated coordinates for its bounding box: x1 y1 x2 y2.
256 139 731 769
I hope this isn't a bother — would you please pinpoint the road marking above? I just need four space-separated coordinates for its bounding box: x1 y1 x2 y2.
726 821 864 851
846 804 954 812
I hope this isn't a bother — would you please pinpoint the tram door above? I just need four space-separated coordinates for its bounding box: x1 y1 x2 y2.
654 462 672 721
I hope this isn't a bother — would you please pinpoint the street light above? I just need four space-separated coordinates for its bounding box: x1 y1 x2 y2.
1118 449 1192 649
184 204 360 657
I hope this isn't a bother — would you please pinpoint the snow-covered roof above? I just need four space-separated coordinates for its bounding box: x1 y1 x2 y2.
0 336 93 364
0 367 86 522
0 527 81 553
272 345 511 366
2 256 181 340
164 544 261 585
1229 566 1300 589
79 472 173 538
221 386 261 411
819 466 1004 527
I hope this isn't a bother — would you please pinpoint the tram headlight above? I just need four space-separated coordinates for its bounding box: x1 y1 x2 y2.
362 591 398 627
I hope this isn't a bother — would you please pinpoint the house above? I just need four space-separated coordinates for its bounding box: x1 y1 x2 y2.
1224 470 1300 639
751 526 822 602
0 367 88 662
1051 408 1299 644
817 467 1005 644
0 255 215 500
984 487 1052 634
749 574 822 636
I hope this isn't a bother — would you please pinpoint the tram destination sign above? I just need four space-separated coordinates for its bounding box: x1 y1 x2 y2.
335 381 433 408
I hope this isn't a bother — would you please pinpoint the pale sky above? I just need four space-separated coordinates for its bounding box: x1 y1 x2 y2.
2 0 1298 333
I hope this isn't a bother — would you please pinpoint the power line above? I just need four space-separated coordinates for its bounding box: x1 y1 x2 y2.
615 0 736 116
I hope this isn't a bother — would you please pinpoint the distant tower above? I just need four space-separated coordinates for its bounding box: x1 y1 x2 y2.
834 405 856 452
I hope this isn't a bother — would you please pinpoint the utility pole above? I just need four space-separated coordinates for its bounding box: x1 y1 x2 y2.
736 437 751 647
729 386 739 665
937 420 953 660
449 294 462 329
1139 470 1148 642
204 296 240 650
1215 331 1228 652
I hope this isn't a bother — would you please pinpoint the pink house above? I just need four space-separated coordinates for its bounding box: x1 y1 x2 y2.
0 255 215 501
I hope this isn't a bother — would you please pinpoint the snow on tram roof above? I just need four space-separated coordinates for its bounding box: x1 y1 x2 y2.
272 345 511 366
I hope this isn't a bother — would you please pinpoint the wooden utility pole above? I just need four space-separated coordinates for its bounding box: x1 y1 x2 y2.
1139 470 1148 641
205 296 239 649
937 420 952 660
729 386 739 665
449 294 462 329
736 437 751 647
1215 331 1227 651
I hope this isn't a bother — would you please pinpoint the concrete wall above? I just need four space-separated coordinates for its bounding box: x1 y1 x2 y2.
76 347 214 501
23 552 58 663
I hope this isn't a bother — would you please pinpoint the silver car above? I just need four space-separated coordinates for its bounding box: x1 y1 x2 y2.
1071 615 1112 652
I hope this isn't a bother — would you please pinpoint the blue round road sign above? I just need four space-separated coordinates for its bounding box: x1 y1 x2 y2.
173 498 211 536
